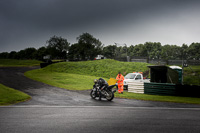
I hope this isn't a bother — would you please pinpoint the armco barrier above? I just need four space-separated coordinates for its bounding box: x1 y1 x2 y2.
144 82 176 96
128 81 144 94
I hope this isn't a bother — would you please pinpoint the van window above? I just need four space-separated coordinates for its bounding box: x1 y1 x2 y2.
136 75 141 80
125 73 136 79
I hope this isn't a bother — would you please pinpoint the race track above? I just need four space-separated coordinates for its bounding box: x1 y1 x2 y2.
1 67 200 133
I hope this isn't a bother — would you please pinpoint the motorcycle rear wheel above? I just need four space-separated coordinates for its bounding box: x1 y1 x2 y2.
106 91 114 101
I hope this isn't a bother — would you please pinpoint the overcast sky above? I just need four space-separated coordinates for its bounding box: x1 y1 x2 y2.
1 0 200 52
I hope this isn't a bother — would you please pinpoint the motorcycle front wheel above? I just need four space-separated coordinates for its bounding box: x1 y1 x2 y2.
106 91 114 101
90 90 96 99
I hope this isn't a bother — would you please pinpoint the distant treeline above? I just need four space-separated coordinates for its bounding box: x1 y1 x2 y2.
0 33 200 61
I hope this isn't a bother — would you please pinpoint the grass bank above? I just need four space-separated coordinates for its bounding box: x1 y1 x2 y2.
25 69 104 90
0 84 31 105
25 59 149 90
40 59 149 79
0 59 42 67
115 92 200 104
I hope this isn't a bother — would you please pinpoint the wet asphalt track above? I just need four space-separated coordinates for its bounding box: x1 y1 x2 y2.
0 67 200 133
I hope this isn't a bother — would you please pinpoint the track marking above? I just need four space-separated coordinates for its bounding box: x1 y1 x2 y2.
1 105 200 110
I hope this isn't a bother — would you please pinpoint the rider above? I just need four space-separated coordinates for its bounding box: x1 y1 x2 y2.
97 78 108 100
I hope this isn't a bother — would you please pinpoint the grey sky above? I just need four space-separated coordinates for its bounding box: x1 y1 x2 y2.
1 0 200 52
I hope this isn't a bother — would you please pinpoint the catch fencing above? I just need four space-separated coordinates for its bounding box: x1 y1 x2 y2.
114 57 200 65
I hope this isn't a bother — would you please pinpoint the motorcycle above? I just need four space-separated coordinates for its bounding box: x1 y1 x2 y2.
90 78 116 101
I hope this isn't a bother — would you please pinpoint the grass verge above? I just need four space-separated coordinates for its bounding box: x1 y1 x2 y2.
114 92 200 104
0 59 42 67
0 84 31 105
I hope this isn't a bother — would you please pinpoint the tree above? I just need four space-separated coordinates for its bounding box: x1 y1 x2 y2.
120 46 128 57
161 44 170 60
23 47 37 59
151 43 162 59
8 51 17 59
68 43 82 61
161 44 182 62
171 45 182 59
144 42 162 59
132 44 146 57
127 45 134 57
102 45 117 59
46 35 70 59
76 33 103 60
16 50 26 59
0 52 9 59
187 43 200 60
181 44 188 60
35 46 48 60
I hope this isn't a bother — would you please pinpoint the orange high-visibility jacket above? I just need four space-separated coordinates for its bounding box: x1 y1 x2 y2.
116 74 124 86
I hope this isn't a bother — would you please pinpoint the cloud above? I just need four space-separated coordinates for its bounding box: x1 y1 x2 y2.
0 0 200 52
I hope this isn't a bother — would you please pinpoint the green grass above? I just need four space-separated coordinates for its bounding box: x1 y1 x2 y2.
0 59 42 67
115 92 200 104
25 69 107 90
25 59 148 90
41 59 149 79
183 65 200 85
25 59 200 104
0 84 31 105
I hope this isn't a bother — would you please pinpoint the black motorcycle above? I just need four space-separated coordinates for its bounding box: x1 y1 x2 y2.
90 78 116 101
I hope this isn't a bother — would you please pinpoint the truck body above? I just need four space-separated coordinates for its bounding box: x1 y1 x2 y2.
123 72 150 90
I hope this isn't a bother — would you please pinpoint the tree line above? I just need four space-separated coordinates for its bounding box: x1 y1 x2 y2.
0 33 200 61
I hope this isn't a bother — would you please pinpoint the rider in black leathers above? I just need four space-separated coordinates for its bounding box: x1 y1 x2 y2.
96 78 108 100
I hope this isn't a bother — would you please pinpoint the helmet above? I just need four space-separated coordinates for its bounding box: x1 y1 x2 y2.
94 79 98 83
